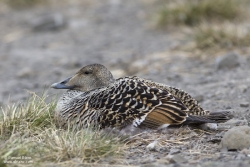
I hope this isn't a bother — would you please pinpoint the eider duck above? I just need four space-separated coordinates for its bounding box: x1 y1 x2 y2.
51 64 233 129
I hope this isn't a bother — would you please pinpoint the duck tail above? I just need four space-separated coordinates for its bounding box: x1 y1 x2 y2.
184 110 233 124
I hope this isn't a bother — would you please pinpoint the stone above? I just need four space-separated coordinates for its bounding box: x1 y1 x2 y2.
146 140 158 151
220 126 250 151
240 102 249 108
169 148 181 155
215 52 240 70
200 123 218 130
168 154 188 164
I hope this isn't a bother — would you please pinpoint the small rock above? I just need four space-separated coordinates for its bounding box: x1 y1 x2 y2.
31 13 67 31
200 123 218 130
240 102 249 108
146 140 158 151
220 126 250 151
168 154 187 164
169 148 181 155
215 52 240 70
225 106 232 109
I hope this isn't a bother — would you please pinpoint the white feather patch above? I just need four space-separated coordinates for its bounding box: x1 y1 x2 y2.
158 124 170 130
133 114 147 127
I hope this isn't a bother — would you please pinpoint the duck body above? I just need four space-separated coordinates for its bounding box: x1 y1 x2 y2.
52 64 233 129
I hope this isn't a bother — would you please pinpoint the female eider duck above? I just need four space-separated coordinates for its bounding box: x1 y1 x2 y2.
51 64 232 129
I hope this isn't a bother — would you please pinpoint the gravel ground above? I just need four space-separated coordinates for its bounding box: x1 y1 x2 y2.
0 0 250 166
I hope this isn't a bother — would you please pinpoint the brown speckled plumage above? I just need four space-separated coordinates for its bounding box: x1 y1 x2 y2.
51 64 233 129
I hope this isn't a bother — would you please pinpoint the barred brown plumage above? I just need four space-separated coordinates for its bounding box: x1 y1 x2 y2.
51 64 233 129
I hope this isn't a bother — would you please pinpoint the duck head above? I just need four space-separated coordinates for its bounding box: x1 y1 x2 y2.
51 64 115 92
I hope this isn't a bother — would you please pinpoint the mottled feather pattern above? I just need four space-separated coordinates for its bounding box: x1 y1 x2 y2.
55 77 188 129
131 76 210 116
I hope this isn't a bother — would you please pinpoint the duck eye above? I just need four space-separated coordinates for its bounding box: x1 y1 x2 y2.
84 71 90 74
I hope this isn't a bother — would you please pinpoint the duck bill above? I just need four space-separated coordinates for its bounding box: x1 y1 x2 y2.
51 77 76 89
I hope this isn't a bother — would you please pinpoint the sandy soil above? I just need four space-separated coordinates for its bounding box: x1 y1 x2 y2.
0 0 250 166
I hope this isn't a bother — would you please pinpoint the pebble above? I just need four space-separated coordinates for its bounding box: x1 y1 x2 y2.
220 126 250 151
240 102 249 108
146 140 158 151
167 154 188 164
200 123 218 130
215 52 240 70
225 106 232 109
169 148 181 155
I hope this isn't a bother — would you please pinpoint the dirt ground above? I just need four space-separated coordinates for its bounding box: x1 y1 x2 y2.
0 0 250 166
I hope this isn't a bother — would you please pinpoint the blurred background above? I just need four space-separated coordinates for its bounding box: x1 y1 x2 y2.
0 0 250 108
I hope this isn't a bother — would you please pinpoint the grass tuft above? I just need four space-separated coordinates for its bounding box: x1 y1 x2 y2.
194 23 250 50
0 92 125 166
157 0 244 27
0 92 55 138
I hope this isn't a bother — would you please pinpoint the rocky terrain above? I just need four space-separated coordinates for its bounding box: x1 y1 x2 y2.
0 0 250 166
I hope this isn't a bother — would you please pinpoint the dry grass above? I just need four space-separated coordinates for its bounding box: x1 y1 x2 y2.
0 92 125 166
1 0 48 8
157 0 244 27
154 0 250 54
193 23 250 51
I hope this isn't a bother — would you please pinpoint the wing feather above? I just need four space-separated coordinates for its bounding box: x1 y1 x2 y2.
141 95 188 128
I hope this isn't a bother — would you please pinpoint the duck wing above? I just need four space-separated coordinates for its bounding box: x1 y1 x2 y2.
87 78 188 129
